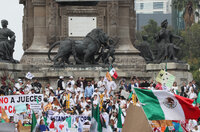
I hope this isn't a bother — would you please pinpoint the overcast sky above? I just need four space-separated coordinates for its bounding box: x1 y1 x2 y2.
0 1 23 60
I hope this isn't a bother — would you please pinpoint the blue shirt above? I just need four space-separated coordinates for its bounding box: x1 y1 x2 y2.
84 86 94 97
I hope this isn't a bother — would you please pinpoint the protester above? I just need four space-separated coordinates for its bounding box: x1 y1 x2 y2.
84 81 94 99
57 76 65 90
31 79 42 94
0 74 199 132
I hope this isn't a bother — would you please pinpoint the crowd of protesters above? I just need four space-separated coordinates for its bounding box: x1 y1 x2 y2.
0 75 200 132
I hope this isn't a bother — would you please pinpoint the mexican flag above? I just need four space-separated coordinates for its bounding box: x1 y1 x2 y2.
109 65 118 79
134 88 200 120
197 92 200 104
117 107 124 131
90 104 102 132
31 112 37 132
66 116 71 128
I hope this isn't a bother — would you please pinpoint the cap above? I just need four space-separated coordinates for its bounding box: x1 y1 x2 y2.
59 76 64 79
18 79 22 82
69 76 73 79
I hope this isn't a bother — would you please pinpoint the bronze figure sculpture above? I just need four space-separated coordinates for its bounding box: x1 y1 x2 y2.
0 20 18 63
136 35 154 63
154 20 182 63
48 28 110 66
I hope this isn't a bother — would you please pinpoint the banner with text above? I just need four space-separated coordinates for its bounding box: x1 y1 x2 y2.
48 115 90 128
0 94 43 116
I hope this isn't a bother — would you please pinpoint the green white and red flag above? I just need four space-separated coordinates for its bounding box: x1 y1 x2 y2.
134 88 200 120
109 65 118 79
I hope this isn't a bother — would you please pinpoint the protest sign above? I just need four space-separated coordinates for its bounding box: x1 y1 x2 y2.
121 90 130 99
25 72 34 80
156 70 165 83
0 94 43 117
156 70 175 89
163 72 175 88
47 115 90 128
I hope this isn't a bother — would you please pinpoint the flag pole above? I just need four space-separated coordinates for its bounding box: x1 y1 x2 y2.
165 56 168 72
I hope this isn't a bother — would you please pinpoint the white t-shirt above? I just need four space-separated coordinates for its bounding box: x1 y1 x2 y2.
67 80 75 87
120 100 127 108
24 84 32 94
80 101 88 109
188 92 197 99
97 81 105 92
82 109 91 116
70 98 76 107
66 87 73 92
49 96 54 103
101 112 109 126
106 81 117 96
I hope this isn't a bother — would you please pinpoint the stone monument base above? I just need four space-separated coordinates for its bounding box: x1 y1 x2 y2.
0 61 149 88
0 62 192 89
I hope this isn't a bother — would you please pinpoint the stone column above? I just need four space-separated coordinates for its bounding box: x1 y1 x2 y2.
107 1 118 38
46 0 58 45
27 0 48 51
116 0 139 53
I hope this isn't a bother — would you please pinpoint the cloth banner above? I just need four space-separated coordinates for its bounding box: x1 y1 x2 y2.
47 115 90 128
0 94 43 117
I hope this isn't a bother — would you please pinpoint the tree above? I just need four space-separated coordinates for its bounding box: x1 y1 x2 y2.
180 23 200 85
135 19 160 50
172 0 200 28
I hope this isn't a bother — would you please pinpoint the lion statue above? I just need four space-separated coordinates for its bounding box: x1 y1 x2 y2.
48 28 109 66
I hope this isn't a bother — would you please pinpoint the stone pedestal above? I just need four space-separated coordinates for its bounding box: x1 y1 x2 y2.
146 63 193 87
0 62 192 89
0 62 150 89
19 0 145 68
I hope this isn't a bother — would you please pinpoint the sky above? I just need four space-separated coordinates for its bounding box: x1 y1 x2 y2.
0 1 23 60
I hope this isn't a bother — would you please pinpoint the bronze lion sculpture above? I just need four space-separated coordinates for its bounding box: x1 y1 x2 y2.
48 28 109 66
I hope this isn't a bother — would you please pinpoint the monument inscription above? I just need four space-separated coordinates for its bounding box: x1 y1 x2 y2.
68 17 97 37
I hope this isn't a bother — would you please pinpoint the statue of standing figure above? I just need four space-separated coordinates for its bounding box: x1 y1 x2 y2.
0 19 18 63
154 19 182 63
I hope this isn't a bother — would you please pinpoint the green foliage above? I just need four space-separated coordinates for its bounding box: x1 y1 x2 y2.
180 23 200 84
180 23 200 60
172 0 199 11
135 19 160 49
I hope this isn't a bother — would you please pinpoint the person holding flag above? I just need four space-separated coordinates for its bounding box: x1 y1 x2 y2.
31 111 37 132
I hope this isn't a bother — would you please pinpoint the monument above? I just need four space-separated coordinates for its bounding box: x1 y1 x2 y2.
0 0 191 87
18 0 148 82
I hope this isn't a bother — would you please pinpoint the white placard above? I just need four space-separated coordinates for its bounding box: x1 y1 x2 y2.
68 17 97 37
0 94 43 117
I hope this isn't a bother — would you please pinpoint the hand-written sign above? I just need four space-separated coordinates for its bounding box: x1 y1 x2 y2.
156 70 175 89
0 94 43 116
